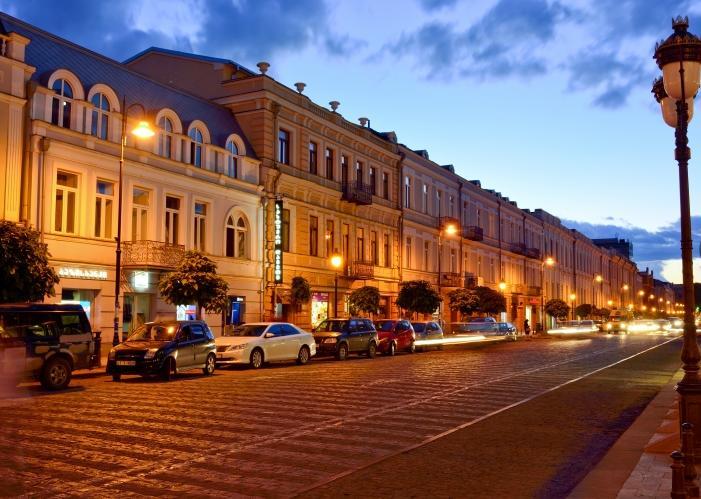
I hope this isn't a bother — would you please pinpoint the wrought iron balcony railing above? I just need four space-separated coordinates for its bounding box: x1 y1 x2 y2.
341 181 372 205
463 225 484 241
525 247 542 260
527 286 542 296
508 242 526 255
347 260 374 279
122 240 185 269
439 272 462 287
464 274 479 289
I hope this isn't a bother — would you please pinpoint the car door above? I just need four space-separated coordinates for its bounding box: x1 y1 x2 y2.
281 324 302 359
361 320 376 349
396 321 410 349
347 320 362 352
263 324 286 361
175 325 195 369
57 312 92 369
190 324 209 366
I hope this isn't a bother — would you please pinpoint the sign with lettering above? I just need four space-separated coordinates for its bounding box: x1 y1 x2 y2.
274 199 283 284
58 267 108 280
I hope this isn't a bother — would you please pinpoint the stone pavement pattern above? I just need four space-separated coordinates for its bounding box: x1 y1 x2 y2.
0 335 678 497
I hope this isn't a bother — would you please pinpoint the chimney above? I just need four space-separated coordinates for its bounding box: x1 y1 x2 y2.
294 82 306 94
256 61 270 75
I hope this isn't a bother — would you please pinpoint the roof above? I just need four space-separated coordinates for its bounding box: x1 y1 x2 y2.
0 12 255 155
123 46 256 76
0 303 84 312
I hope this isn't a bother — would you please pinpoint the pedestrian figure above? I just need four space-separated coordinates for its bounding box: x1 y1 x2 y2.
524 319 531 340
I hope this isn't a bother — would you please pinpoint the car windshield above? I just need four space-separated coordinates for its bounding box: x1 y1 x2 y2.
225 325 267 337
375 321 396 331
466 323 492 331
412 323 426 332
469 318 491 323
315 320 346 332
128 323 178 341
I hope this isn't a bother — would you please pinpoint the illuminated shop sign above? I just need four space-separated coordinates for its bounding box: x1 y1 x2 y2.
274 199 283 284
58 267 108 280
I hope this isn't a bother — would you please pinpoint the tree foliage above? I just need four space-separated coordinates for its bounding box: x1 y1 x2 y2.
545 299 570 319
290 276 312 309
594 307 611 319
447 288 480 319
0 221 60 303
474 286 506 315
575 303 593 318
158 250 228 319
396 280 441 316
348 286 380 316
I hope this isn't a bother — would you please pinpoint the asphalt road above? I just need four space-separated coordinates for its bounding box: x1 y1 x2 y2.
0 334 681 498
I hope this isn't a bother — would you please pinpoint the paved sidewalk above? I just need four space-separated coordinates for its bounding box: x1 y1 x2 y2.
570 368 683 499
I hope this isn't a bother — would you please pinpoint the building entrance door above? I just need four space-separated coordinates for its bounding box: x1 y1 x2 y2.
123 293 152 337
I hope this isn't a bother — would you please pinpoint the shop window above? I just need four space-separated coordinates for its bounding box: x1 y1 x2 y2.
193 202 207 251
165 196 180 244
131 188 150 241
51 79 73 129
95 180 114 239
54 171 78 234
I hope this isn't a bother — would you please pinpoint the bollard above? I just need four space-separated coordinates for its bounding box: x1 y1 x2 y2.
672 451 688 499
682 423 700 497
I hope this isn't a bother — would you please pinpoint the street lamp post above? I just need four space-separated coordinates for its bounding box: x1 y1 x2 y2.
112 97 154 347
330 253 343 317
437 219 458 321
594 274 603 316
653 16 701 454
540 256 555 333
569 293 577 321
621 284 629 309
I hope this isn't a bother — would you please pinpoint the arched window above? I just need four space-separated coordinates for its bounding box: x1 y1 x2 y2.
90 93 111 140
158 116 174 159
51 79 73 128
225 214 248 258
189 127 203 167
225 139 239 178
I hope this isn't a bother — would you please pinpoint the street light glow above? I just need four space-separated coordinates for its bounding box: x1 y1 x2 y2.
594 274 603 283
444 223 458 236
498 281 507 291
569 293 576 301
330 254 343 269
622 284 629 291
544 256 555 266
131 121 155 138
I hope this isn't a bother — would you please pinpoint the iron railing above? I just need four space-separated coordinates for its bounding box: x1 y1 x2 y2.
348 260 374 279
439 272 462 287
341 181 372 205
463 225 484 241
122 240 185 269
525 247 542 259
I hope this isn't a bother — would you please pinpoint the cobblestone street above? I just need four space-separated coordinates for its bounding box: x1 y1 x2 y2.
0 335 678 497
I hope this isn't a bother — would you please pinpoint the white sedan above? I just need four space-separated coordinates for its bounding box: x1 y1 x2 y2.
215 322 316 369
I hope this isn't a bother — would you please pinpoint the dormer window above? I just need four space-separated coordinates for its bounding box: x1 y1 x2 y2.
90 93 111 140
189 127 203 167
51 79 73 128
158 117 174 159
225 139 239 178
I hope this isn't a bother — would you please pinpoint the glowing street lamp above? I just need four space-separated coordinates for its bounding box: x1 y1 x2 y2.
540 256 555 333
569 293 577 320
330 252 343 317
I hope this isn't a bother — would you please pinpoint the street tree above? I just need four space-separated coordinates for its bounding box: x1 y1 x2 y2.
545 299 570 320
575 303 593 318
475 286 506 316
348 286 380 317
0 221 60 303
396 280 441 318
447 288 480 320
159 250 228 320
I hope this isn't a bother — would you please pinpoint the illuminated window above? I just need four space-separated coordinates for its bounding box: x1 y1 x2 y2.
51 79 73 128
54 171 78 234
165 196 180 244
193 202 207 250
94 180 114 238
131 188 150 241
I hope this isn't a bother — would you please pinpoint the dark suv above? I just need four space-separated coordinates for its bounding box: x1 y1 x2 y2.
107 320 216 381
313 318 378 360
0 303 98 390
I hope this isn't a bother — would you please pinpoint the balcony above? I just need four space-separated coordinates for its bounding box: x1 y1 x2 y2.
463 225 484 241
527 286 542 296
525 247 542 260
439 272 462 287
347 260 374 279
508 242 526 255
341 181 372 205
122 240 185 269
464 274 479 289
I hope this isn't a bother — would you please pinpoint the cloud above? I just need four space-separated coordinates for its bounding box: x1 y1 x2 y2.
5 0 360 63
419 0 458 11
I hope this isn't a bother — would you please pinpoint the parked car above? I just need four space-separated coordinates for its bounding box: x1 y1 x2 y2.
106 320 216 381
0 303 99 390
374 319 416 355
496 322 518 340
215 322 316 368
411 321 445 345
313 318 378 360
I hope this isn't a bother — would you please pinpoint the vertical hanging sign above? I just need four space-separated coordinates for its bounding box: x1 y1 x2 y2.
274 200 283 284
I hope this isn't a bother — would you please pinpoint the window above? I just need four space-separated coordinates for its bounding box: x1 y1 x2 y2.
54 171 78 234
165 196 180 244
423 240 430 271
225 140 239 178
309 141 318 175
226 215 248 258
309 216 319 256
357 228 365 261
325 148 334 180
450 248 457 273
94 180 113 239
341 155 349 185
51 79 73 128
369 167 376 196
158 116 174 159
189 128 203 167
422 184 429 213
383 233 390 267
405 237 412 268
90 93 110 140
193 202 207 250
382 172 389 200
282 209 290 252
449 195 455 217
356 161 363 186
131 188 150 241
326 220 335 257
404 176 412 208
436 190 442 216
278 129 290 164
370 230 378 265
342 223 350 262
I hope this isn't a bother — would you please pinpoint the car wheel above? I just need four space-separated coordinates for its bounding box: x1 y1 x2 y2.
202 353 216 376
112 373 121 382
161 357 174 381
367 342 377 359
408 341 416 353
336 343 348 361
40 356 71 390
297 346 311 365
250 348 264 369
387 342 396 356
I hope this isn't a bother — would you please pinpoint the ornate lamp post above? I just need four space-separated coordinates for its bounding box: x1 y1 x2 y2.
540 256 555 333
330 253 343 317
653 16 701 453
113 98 154 347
